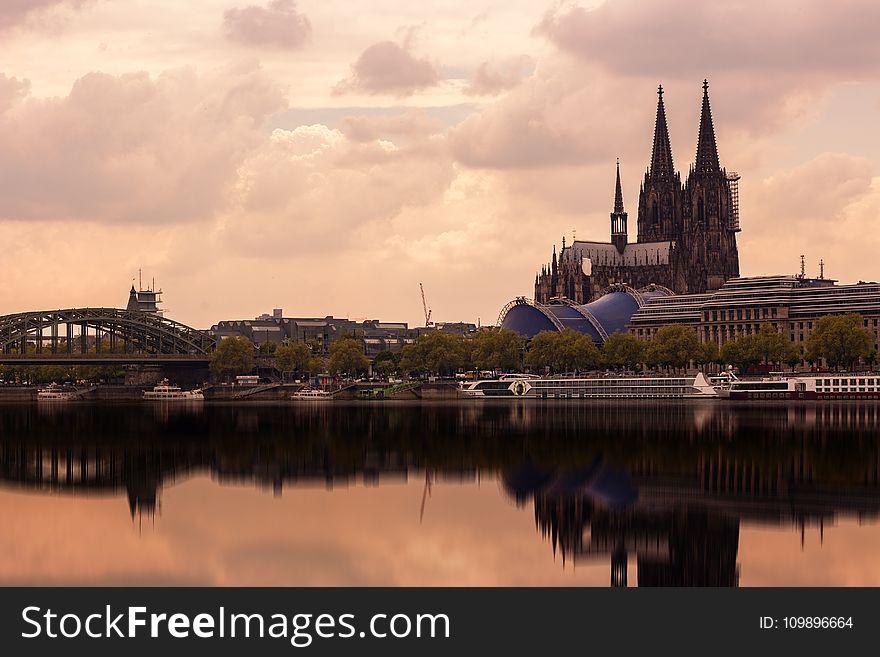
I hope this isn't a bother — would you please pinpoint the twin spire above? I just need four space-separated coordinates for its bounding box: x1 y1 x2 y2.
645 80 720 182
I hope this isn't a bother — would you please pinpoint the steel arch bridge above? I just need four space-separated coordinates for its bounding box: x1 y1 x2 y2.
0 308 216 356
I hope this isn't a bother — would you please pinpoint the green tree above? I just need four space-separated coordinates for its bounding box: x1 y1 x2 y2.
328 338 369 376
258 341 277 355
754 323 793 366
399 332 468 377
469 329 526 372
275 341 312 374
720 334 760 373
695 341 720 372
525 329 601 374
601 332 644 371
372 350 400 377
784 343 802 371
648 325 700 372
805 314 875 370
210 336 255 378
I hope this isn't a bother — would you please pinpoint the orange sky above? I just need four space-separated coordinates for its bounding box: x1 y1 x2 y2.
1 476 876 586
2 1 880 329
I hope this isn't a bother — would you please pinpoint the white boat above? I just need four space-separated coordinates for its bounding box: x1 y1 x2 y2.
728 373 880 401
459 373 719 399
291 388 332 400
143 379 204 401
37 383 80 401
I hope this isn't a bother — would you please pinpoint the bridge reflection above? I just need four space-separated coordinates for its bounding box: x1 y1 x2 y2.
1 401 878 585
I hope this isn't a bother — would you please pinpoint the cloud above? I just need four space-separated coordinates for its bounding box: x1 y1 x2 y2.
0 64 286 224
217 123 456 257
534 0 880 134
464 55 533 96
334 40 439 97
741 153 880 280
0 73 29 112
340 110 443 143
450 58 644 169
536 0 880 77
223 0 311 49
0 0 88 32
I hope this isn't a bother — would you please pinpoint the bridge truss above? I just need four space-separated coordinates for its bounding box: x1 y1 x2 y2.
0 308 216 356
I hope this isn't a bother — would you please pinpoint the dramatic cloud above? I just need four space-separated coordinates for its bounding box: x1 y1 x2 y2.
0 65 286 224
218 123 456 256
334 40 439 97
450 58 644 169
535 0 880 134
223 0 311 49
536 0 880 78
464 55 533 96
0 0 88 31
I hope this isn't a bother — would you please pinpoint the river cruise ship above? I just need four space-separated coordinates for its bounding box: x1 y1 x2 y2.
459 373 719 399
143 380 204 401
727 374 880 401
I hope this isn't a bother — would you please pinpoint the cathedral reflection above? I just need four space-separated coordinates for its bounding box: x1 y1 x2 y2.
1 401 878 586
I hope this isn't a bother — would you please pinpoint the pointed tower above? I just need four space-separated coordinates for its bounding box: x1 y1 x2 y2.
649 88 675 181
683 79 740 291
126 285 139 312
694 79 720 174
637 85 684 243
610 159 628 253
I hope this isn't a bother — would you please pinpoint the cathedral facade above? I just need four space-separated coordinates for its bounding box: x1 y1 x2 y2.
535 81 741 304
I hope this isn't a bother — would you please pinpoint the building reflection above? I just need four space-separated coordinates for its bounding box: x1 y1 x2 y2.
1 401 878 585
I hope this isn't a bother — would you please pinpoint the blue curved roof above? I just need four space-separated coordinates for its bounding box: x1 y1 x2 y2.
500 289 670 343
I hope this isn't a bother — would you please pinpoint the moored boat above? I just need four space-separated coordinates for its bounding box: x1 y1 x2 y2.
143 379 204 401
459 373 719 399
37 383 81 401
291 388 332 401
727 373 880 400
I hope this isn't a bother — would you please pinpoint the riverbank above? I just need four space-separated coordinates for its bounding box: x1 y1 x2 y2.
0 382 462 402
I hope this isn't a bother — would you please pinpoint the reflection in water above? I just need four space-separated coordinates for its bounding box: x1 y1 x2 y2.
1 401 879 586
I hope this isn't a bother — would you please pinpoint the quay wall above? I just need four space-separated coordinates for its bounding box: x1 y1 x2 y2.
0 382 459 402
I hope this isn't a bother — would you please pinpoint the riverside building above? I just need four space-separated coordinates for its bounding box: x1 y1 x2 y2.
628 274 880 352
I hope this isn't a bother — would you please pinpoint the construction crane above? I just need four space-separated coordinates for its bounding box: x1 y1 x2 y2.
419 282 433 327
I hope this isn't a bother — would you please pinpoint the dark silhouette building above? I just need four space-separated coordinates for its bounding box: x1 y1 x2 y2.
535 81 741 304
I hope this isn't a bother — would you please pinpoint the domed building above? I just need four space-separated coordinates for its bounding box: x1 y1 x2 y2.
498 284 672 344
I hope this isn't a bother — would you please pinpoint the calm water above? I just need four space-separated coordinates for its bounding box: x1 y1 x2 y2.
1 400 879 586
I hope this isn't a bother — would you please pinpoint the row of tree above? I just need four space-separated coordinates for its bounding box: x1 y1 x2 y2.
210 335 371 378
207 313 879 379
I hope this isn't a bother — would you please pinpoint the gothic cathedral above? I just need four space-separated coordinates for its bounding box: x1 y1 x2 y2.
535 81 741 304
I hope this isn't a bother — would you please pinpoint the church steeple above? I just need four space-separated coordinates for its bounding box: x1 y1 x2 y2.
694 79 720 174
613 159 625 214
649 85 675 180
638 84 682 243
611 159 628 253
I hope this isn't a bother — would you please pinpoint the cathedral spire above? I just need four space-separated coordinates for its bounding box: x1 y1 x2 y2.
694 79 720 174
649 85 675 180
611 159 628 253
613 158 625 213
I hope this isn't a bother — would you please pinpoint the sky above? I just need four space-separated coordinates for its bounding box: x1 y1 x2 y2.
2 0 880 329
